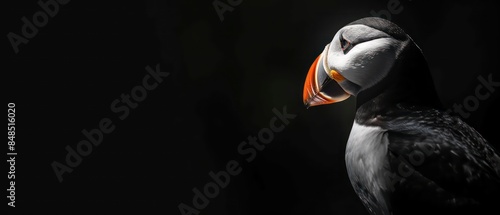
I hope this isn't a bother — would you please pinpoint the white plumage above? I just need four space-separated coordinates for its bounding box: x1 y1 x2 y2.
345 122 391 215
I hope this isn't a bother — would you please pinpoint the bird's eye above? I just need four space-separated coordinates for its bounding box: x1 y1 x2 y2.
340 35 352 54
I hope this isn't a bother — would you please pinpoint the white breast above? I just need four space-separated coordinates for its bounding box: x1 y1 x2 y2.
345 122 391 214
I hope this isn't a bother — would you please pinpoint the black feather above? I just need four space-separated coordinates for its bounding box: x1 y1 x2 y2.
359 104 500 215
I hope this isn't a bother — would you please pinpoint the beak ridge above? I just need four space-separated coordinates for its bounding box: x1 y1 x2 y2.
302 52 350 107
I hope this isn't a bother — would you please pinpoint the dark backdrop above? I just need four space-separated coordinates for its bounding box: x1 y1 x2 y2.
5 0 499 214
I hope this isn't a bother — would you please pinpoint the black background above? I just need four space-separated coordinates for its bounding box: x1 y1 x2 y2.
5 0 500 214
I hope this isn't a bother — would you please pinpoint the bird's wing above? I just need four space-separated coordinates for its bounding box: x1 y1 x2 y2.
381 108 500 212
350 180 392 215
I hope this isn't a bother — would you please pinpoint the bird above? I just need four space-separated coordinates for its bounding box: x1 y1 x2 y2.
302 17 500 215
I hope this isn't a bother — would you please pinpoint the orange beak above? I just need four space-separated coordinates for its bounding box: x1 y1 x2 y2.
303 53 350 108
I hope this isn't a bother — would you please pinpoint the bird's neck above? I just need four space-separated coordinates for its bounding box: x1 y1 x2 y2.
355 43 442 125
355 77 442 125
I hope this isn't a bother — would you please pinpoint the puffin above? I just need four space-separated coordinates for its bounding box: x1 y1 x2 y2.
302 17 500 215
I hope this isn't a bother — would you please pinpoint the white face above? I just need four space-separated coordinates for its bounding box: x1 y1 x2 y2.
324 24 402 95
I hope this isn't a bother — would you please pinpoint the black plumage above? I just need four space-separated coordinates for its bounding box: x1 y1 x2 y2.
303 17 500 215
351 18 500 214
357 102 500 214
